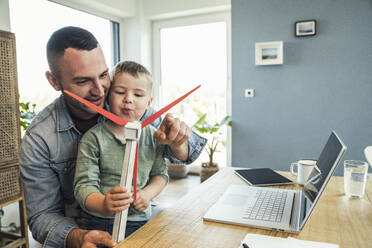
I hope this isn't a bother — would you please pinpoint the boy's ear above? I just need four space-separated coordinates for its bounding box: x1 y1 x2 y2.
45 71 61 91
147 97 152 109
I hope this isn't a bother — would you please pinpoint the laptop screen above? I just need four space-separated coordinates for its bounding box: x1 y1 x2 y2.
299 131 346 228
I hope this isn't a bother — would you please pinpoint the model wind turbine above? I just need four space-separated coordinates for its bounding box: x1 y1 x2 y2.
64 85 200 242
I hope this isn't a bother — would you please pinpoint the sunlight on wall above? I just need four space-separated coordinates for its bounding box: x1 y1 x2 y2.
9 0 112 110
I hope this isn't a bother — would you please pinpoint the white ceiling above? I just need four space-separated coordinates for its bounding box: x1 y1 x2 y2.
49 0 230 20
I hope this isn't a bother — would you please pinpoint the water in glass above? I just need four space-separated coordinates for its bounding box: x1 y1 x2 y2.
344 160 368 198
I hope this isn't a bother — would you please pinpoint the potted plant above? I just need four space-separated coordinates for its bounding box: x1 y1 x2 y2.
166 159 190 179
193 114 231 182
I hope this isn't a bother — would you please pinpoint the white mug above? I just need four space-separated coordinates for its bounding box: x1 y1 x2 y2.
290 160 317 185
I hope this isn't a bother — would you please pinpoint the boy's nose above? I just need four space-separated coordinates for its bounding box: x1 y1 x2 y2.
124 94 133 103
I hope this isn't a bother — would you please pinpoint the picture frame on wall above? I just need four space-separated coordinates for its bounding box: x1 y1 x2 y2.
255 41 283 66
295 20 316 37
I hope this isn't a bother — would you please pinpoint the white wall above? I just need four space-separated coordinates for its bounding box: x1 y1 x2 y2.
120 16 152 70
120 0 152 70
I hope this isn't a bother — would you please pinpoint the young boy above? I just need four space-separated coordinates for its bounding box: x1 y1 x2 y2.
74 61 168 237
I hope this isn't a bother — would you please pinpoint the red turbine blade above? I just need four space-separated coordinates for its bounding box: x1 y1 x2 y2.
64 90 127 126
133 142 139 200
141 85 201 128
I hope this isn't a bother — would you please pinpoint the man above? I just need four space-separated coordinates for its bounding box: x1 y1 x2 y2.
19 26 206 248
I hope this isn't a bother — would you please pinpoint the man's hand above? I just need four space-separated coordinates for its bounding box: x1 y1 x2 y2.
103 186 133 216
154 113 190 161
132 189 151 212
67 228 116 248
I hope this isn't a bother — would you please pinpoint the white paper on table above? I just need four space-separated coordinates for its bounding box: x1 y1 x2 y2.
287 237 339 248
240 234 297 248
239 234 339 248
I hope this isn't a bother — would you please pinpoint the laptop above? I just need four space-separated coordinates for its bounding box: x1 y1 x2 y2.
203 131 346 233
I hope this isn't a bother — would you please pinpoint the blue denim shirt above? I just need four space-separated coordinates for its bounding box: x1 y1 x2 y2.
19 95 206 247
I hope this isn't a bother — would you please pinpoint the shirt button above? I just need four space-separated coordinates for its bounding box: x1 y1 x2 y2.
64 167 68 172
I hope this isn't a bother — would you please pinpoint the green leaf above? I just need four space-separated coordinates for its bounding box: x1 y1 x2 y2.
219 115 232 126
20 102 27 109
193 113 207 126
19 101 38 131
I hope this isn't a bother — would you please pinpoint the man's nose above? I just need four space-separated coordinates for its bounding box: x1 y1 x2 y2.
91 81 105 97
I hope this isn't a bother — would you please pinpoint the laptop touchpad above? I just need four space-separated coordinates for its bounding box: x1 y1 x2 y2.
222 194 247 206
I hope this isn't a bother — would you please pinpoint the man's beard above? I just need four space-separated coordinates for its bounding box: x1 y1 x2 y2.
62 91 103 118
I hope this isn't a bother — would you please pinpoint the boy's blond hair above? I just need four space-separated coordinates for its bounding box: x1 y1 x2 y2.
110 61 153 97
112 60 152 80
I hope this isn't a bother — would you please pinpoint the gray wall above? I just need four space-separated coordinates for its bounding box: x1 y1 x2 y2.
231 0 372 176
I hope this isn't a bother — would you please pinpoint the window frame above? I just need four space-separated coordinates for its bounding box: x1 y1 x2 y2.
111 21 121 65
152 11 232 166
47 1 121 67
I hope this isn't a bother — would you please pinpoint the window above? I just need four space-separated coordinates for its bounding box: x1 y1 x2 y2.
153 12 231 167
9 0 117 110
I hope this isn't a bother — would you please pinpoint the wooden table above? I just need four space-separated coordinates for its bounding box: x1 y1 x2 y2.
117 167 372 248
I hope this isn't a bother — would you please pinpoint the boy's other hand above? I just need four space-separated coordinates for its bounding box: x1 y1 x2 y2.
103 186 133 216
132 189 151 212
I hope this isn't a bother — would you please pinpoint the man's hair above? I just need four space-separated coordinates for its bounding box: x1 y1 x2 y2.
46 26 98 79
112 60 152 79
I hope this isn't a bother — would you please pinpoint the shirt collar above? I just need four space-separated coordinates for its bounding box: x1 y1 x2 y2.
56 95 76 132
140 109 150 121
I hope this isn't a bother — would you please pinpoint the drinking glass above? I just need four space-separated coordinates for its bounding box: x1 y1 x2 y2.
344 160 368 198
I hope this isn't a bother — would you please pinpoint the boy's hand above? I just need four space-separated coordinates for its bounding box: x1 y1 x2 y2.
154 113 190 148
103 186 133 216
133 189 151 212
154 113 190 161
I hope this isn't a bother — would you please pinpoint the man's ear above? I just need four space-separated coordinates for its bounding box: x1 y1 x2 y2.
45 71 61 91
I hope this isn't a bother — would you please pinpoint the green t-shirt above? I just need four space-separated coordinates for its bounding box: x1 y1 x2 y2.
74 121 168 221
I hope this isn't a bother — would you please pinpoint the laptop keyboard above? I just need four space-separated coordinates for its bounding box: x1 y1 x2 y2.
243 190 288 222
